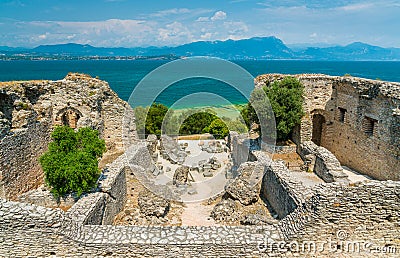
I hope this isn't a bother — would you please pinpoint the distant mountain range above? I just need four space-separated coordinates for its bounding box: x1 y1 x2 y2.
1 36 400 61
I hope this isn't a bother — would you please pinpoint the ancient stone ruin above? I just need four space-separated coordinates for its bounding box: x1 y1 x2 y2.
0 73 399 257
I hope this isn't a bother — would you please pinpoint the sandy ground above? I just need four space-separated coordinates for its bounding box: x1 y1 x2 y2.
153 139 230 202
342 166 372 183
180 202 218 226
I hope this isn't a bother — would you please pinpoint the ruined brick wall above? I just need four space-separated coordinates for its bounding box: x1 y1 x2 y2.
321 79 400 180
0 74 136 199
260 160 310 218
1 140 399 257
256 74 400 181
278 181 400 256
0 82 53 199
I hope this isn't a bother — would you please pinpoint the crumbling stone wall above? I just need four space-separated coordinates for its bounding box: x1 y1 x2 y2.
256 74 400 181
0 122 51 199
299 141 348 183
1 134 399 257
228 131 256 168
260 157 313 219
278 181 400 254
65 154 128 225
0 73 136 199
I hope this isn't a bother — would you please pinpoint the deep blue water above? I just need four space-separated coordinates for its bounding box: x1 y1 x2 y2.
0 60 399 108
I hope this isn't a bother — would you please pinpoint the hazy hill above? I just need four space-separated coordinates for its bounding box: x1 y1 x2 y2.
2 37 400 60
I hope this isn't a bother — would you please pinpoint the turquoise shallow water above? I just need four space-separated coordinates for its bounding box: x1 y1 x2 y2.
0 60 399 108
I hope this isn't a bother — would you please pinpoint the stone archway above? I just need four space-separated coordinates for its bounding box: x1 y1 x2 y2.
312 113 326 146
55 107 82 129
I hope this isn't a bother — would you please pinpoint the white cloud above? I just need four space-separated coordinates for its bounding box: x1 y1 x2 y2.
196 16 210 22
157 22 193 44
200 32 213 40
223 21 248 37
151 8 191 17
38 33 47 39
337 3 374 11
210 11 227 21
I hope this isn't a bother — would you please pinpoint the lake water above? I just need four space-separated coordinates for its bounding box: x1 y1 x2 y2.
0 60 399 108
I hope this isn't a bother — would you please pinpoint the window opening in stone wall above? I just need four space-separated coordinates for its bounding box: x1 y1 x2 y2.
362 116 377 136
338 107 346 123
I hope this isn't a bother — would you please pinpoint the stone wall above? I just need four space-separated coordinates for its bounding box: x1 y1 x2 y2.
1 144 399 257
0 122 51 199
278 181 400 256
255 74 400 181
0 73 136 199
299 141 348 183
65 154 128 226
260 158 313 219
228 131 255 168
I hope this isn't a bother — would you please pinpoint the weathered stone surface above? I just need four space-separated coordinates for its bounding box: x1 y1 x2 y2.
211 199 236 221
0 73 137 199
240 213 275 226
138 190 170 218
146 134 158 154
173 166 190 186
256 73 400 181
225 178 258 205
299 141 348 183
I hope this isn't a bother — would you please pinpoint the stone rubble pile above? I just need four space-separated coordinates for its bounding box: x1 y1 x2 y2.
199 140 226 153
299 141 349 183
138 189 170 218
172 166 190 186
191 157 222 177
160 135 187 164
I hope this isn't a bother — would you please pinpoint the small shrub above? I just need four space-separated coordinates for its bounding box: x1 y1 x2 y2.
16 102 30 110
39 126 106 198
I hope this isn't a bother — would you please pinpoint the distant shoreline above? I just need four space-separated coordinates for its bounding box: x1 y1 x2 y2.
165 104 247 120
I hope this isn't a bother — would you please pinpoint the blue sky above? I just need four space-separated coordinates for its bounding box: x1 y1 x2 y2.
0 0 399 48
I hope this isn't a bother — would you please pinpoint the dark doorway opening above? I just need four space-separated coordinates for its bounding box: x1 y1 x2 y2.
312 114 326 146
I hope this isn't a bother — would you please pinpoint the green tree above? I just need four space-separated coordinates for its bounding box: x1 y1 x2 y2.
179 112 218 135
39 126 106 198
203 118 229 139
225 118 248 134
145 103 169 136
241 77 304 141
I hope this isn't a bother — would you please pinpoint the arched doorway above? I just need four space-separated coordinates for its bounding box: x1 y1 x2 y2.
55 107 82 129
312 114 326 146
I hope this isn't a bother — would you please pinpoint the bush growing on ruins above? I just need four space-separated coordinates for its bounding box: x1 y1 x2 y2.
145 103 169 136
39 126 106 198
241 77 304 141
179 112 218 135
202 118 229 139
135 102 244 138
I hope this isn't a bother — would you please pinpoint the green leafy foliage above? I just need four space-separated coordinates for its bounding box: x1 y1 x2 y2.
145 103 169 136
39 126 106 198
179 112 218 135
202 118 229 139
241 77 304 141
135 102 247 139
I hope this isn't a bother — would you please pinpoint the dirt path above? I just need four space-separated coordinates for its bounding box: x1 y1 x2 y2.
180 202 217 226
